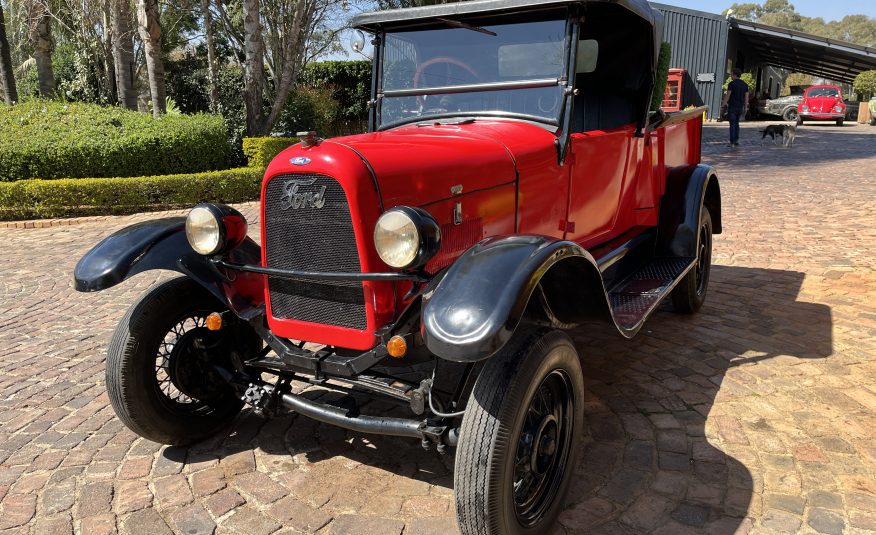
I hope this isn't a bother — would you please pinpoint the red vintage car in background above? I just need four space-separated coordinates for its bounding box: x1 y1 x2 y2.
797 84 847 126
74 0 721 532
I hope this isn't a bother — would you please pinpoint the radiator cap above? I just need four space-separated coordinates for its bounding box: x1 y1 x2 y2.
297 131 320 148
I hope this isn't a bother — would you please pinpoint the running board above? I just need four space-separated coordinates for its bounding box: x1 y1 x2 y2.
608 257 695 331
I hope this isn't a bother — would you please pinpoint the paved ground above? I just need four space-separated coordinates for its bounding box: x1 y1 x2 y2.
1 121 875 535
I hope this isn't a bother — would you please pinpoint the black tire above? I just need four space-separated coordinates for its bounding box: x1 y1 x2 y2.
870 117 876 126
455 329 584 535
796 117 803 126
671 207 713 314
836 119 844 127
107 277 247 445
782 107 798 122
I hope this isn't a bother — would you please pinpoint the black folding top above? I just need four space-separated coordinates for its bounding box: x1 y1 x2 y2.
352 0 659 32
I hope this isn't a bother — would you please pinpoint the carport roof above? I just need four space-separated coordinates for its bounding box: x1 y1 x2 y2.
730 18 876 84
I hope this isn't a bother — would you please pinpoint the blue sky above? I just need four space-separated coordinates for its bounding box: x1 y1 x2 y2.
663 0 876 21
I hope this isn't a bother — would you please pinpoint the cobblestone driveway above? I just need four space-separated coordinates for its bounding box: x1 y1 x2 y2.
1 122 875 534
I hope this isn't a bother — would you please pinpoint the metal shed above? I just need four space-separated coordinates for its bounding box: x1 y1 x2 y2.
650 2 876 119
651 3 729 119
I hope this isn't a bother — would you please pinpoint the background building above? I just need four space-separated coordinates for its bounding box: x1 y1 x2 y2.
653 3 876 118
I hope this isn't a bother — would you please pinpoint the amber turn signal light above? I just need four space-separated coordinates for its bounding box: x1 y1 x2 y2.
206 312 223 331
387 335 407 358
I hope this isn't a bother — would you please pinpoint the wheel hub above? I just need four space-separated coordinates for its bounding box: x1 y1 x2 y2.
530 415 558 475
166 327 224 402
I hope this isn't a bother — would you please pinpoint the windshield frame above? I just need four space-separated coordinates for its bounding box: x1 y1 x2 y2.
371 11 574 131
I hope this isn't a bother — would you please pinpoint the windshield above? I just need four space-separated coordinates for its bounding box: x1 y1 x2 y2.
379 17 568 128
806 87 840 98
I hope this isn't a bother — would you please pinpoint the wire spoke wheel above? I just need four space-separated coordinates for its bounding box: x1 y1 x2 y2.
106 277 251 445
154 314 212 411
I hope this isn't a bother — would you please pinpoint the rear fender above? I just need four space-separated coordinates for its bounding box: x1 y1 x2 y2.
73 218 265 318
421 236 613 362
659 164 721 258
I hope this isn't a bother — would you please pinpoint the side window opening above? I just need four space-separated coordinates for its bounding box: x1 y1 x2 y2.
572 6 652 133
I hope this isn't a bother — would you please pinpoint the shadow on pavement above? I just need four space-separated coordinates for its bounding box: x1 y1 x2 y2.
558 265 831 533
158 265 832 532
702 124 874 169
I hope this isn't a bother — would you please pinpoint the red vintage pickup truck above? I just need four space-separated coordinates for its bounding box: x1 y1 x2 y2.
74 0 720 532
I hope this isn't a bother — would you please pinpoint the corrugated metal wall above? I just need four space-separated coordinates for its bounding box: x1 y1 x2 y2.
652 3 729 119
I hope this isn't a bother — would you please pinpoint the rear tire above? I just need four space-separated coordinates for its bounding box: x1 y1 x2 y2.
671 207 713 314
455 329 584 535
106 277 248 445
870 117 876 126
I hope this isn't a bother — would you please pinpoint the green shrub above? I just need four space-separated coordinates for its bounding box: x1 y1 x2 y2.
651 42 672 112
0 101 229 181
723 71 755 92
0 167 264 220
300 61 371 122
853 70 876 99
242 137 298 169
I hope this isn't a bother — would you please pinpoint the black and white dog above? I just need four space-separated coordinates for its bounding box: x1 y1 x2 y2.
760 124 797 148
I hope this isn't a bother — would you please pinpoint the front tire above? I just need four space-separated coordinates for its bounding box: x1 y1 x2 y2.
671 207 713 314
106 277 248 445
455 329 584 535
782 107 798 122
870 116 876 126
796 117 803 126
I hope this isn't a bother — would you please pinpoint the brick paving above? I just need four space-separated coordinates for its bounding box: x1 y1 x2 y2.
1 121 875 534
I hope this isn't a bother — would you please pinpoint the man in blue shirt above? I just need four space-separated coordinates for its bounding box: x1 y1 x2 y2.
722 68 749 147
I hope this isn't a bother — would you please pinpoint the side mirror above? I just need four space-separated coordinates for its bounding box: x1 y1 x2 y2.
350 30 366 54
576 39 598 74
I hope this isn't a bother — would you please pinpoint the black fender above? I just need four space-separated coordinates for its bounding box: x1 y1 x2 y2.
74 218 265 318
658 164 721 258
421 235 613 362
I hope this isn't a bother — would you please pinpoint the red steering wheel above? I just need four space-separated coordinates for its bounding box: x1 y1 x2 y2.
413 57 480 108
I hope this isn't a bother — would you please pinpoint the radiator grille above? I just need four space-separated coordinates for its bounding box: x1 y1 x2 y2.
264 173 367 329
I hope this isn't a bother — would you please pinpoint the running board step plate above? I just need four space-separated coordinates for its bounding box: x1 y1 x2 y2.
608 257 695 330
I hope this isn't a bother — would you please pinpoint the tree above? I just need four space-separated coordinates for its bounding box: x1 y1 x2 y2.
0 4 18 104
241 0 265 134
137 0 165 116
26 0 55 97
854 70 876 99
200 0 220 110
112 0 138 109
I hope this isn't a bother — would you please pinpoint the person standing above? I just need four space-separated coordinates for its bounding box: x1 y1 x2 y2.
722 68 749 147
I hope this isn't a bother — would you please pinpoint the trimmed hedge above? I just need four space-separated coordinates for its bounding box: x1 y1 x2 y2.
0 167 264 220
0 101 229 181
242 137 298 168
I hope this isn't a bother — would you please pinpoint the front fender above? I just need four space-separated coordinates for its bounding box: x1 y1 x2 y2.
422 235 609 362
74 218 265 318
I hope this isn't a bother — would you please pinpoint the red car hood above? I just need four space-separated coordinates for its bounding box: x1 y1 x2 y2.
330 121 557 207
803 96 843 113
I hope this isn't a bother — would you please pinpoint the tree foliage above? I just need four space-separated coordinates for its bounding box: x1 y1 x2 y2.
854 70 876 99
727 0 876 47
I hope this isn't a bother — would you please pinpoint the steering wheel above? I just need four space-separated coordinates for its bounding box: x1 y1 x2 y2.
413 57 480 109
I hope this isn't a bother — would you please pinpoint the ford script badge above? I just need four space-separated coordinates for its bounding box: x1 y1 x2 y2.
280 178 326 210
290 156 311 166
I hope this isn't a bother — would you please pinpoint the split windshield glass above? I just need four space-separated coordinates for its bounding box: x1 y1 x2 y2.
379 16 568 128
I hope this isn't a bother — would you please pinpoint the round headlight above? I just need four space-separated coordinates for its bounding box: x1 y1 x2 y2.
186 205 223 255
374 207 440 269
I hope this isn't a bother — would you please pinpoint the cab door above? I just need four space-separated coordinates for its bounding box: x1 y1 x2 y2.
564 125 635 247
